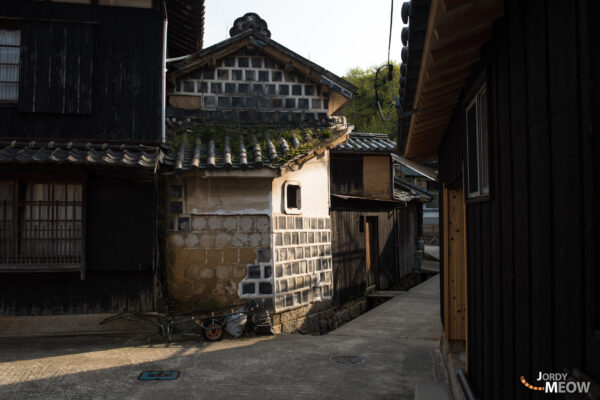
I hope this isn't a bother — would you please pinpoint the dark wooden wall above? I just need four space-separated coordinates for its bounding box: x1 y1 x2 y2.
330 200 418 307
437 0 599 398
0 1 163 143
0 168 156 315
330 154 363 195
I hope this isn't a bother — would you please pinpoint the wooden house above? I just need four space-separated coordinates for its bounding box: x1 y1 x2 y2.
0 0 203 334
399 0 600 397
329 132 432 306
161 13 358 334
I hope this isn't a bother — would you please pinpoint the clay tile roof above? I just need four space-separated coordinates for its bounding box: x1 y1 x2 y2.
331 132 396 153
163 124 351 172
0 141 161 169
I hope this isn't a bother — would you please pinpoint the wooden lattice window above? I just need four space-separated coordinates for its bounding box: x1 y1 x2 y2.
0 181 85 277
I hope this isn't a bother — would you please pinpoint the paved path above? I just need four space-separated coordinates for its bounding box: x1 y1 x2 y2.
0 276 448 400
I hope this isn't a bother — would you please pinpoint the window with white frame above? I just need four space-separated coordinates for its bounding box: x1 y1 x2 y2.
0 29 20 102
466 84 489 198
283 181 301 214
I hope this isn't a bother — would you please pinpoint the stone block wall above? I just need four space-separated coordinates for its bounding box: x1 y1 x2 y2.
272 214 333 313
166 214 272 311
168 49 332 125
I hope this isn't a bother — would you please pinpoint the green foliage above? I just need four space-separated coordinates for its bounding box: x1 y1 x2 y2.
342 62 401 139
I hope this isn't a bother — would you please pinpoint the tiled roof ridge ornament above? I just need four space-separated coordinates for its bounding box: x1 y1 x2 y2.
229 13 271 38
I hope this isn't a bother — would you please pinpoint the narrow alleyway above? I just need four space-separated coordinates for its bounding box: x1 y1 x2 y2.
0 276 448 400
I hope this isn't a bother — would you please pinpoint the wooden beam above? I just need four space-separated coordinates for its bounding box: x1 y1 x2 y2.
427 49 480 79
429 29 492 62
441 0 473 12
418 93 460 110
414 114 451 127
412 124 449 140
422 81 465 97
414 120 450 133
423 69 471 92
435 6 504 39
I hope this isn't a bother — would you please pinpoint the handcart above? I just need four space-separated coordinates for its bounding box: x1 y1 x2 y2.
99 300 272 342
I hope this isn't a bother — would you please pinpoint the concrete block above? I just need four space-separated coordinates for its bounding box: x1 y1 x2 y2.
208 215 222 230
275 233 282 246
307 232 314 243
277 216 286 230
255 216 270 231
283 232 291 245
184 234 200 248
300 232 307 244
247 232 261 247
232 232 246 247
223 216 238 231
261 233 270 247
239 248 256 264
286 216 295 229
232 265 246 279
258 249 271 263
239 216 253 231
169 234 185 248
200 267 215 279
223 248 238 264
216 265 231 280
215 232 232 248
295 217 303 229
275 265 283 277
192 216 207 231
199 233 215 248
206 249 222 266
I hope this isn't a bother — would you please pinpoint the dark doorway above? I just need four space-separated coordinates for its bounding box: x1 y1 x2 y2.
365 216 379 290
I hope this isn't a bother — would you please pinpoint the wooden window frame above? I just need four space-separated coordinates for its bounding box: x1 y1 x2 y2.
465 83 490 199
0 180 86 279
0 27 21 105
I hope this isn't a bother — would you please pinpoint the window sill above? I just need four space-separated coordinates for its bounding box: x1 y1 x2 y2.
0 263 83 273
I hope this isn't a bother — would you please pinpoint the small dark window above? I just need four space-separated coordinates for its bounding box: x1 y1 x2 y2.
258 70 269 82
305 85 315 96
292 85 302 95
272 71 282 82
466 84 489 198
232 70 243 80
285 183 301 213
237 57 248 67
0 29 20 102
245 70 255 81
252 57 262 68
279 84 289 95
217 69 229 80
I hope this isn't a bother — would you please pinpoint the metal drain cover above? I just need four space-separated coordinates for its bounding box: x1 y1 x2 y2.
331 355 364 365
138 371 180 381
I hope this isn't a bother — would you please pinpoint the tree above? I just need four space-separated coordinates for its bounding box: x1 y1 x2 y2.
341 63 400 139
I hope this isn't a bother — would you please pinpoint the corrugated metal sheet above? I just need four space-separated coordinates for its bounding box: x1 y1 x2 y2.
0 141 161 169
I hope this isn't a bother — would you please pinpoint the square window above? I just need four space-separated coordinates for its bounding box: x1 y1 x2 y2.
305 85 315 96
232 69 243 80
260 97 272 108
292 85 302 95
284 71 295 82
264 58 274 68
466 85 490 198
265 84 276 95
252 58 263 68
224 83 235 94
224 57 235 67
252 84 263 95
211 82 222 94
232 97 244 107
246 97 258 108
237 83 249 94
285 98 295 108
218 96 230 107
204 96 216 107
248 265 261 279
217 69 229 80
272 98 283 108
203 69 214 79
197 82 208 93
183 81 194 93
272 71 282 82
298 99 309 109
245 70 255 81
238 57 249 67
279 85 289 95
311 99 321 109
257 70 268 82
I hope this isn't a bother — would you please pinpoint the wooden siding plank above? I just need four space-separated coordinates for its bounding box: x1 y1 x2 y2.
547 0 585 373
524 0 554 387
507 2 531 398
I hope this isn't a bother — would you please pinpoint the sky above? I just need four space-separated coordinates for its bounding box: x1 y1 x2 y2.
203 0 407 78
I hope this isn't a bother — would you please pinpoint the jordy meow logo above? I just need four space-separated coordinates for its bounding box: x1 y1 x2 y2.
520 372 591 394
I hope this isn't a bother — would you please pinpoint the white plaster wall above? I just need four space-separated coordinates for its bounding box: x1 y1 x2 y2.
272 152 330 217
186 176 273 215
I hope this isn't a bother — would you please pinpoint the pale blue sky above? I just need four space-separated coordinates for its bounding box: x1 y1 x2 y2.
203 0 407 77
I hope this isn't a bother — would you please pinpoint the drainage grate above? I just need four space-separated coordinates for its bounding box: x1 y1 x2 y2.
331 355 364 365
138 371 180 381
